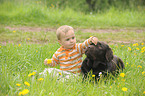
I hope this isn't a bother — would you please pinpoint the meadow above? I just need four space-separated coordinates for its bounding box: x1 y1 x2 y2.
0 0 145 96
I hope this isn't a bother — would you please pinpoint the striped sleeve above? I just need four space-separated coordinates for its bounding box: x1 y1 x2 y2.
78 37 92 53
50 52 59 67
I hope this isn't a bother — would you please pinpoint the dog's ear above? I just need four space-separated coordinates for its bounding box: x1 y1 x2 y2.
105 47 113 62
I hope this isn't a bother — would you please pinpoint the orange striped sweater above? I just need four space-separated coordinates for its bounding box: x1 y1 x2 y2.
50 38 92 73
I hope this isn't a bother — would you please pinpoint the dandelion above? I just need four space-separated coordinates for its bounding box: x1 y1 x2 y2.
24 81 30 86
18 44 21 47
0 46 1 48
141 43 144 45
110 86 112 88
141 47 145 53
19 89 29 95
36 50 38 53
134 53 137 56
13 30 16 33
136 48 140 50
143 91 145 94
77 90 80 92
121 45 124 47
51 4 54 8
27 38 30 40
28 72 36 77
133 43 138 46
128 47 131 51
47 59 52 64
120 73 125 77
38 78 44 81
142 71 145 76
59 72 62 75
16 84 21 86
121 79 125 82
137 65 142 68
92 74 95 77
126 62 128 65
122 87 127 92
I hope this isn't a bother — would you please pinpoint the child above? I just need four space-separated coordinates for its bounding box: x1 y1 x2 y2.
44 25 98 74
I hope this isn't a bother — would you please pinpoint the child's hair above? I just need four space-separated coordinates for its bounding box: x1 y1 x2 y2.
56 25 74 40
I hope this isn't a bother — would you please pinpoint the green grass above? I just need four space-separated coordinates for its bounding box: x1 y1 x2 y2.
0 43 145 96
0 1 145 28
0 0 145 96
0 26 145 44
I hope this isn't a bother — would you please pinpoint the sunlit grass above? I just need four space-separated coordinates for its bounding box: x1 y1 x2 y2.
0 42 145 96
0 0 145 28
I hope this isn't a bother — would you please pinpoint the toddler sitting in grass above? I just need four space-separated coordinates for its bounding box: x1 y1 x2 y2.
42 25 98 78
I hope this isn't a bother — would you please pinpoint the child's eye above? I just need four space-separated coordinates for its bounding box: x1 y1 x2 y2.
72 37 75 39
66 39 70 41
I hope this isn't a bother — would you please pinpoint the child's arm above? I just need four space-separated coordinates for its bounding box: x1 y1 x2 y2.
44 53 59 67
89 36 98 45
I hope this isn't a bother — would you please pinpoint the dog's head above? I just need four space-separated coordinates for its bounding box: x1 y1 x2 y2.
85 41 113 62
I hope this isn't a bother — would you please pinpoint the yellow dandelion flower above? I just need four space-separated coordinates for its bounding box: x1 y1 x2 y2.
59 72 62 75
19 89 29 95
136 48 140 50
24 81 30 86
27 38 30 40
36 50 38 52
133 43 138 46
19 92 22 95
13 30 16 33
137 65 142 68
128 47 131 51
117 85 119 88
18 44 21 47
121 45 124 47
32 72 36 75
134 53 137 56
28 72 36 77
38 78 44 81
51 4 54 8
122 87 127 92
142 47 145 51
142 71 145 76
120 73 125 77
0 46 1 48
126 62 128 65
92 74 95 77
28 73 32 77
141 50 144 53
141 43 144 45
143 91 145 94
47 59 52 64
16 83 21 86
121 79 125 82
110 86 112 88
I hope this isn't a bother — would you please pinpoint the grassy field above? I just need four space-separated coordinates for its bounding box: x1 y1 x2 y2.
0 0 145 96
0 42 145 96
0 0 145 28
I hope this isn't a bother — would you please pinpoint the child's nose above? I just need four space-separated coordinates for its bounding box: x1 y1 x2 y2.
70 39 74 42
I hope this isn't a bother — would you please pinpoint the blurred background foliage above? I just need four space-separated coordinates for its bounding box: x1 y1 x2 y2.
0 0 145 13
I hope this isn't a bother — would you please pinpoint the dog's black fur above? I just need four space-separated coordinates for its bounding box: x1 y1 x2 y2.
81 41 125 80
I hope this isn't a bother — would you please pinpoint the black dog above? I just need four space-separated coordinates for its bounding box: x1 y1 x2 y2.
81 41 125 80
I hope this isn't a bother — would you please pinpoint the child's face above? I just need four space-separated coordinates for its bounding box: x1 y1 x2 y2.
58 30 76 49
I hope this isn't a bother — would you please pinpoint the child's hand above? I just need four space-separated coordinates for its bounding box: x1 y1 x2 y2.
90 36 98 45
44 58 52 65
